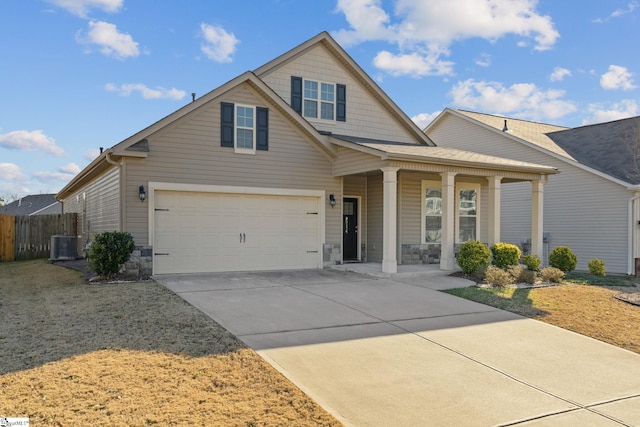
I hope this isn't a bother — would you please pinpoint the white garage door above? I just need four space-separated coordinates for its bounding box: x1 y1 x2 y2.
153 191 321 274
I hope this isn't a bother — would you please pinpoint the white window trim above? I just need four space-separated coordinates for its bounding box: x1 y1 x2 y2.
234 104 256 154
421 180 481 245
455 183 481 244
421 180 442 244
303 78 336 122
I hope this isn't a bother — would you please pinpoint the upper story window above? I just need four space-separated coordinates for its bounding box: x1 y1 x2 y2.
291 76 346 122
304 80 335 120
221 102 269 153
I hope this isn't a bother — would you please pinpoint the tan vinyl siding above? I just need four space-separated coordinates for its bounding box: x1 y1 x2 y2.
429 114 631 273
366 174 383 262
60 166 120 251
259 44 415 143
333 146 387 176
125 83 341 248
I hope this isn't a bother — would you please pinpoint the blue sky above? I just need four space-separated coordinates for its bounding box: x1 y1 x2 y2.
1 0 639 198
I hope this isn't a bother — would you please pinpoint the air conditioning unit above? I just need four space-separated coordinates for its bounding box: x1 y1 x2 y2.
50 235 78 261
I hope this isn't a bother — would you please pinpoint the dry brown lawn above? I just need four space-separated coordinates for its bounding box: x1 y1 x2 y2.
0 259 339 426
447 283 640 354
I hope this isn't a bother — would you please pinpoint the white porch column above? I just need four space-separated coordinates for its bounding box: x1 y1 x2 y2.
531 179 544 260
440 172 457 270
382 167 399 273
487 176 502 246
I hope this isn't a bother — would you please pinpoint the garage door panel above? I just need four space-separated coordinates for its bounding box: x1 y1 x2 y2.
154 191 321 274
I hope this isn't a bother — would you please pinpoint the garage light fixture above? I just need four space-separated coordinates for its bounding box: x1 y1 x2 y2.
329 193 336 208
139 185 146 203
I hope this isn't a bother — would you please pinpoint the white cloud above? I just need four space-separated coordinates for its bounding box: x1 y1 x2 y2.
600 65 637 90
45 0 123 18
33 163 82 183
583 99 639 124
373 50 453 77
0 130 65 156
450 79 577 120
199 24 239 63
105 83 186 100
333 0 559 76
550 67 571 82
411 111 442 130
594 1 638 22
0 163 27 182
475 53 491 68
78 20 140 60
60 163 81 175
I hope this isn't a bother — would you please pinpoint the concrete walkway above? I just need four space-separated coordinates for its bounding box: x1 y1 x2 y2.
155 269 640 427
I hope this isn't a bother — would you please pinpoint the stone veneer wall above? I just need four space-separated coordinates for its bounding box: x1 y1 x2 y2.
323 243 341 267
124 245 153 277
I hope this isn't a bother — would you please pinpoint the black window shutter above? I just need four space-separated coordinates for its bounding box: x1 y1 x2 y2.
256 107 269 151
336 84 346 122
221 102 234 147
291 76 302 114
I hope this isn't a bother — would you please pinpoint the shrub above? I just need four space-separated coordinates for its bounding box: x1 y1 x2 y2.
540 267 565 283
88 231 135 278
548 246 578 272
522 254 541 271
588 258 606 276
490 242 521 269
507 265 525 282
484 265 514 287
457 241 490 275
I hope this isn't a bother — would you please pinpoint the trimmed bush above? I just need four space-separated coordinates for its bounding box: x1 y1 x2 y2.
588 258 606 276
548 246 577 272
522 254 541 271
521 269 538 285
457 240 490 275
540 267 565 283
490 242 521 269
484 265 514 287
88 231 135 278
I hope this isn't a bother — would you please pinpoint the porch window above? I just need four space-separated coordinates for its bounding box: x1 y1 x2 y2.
422 181 442 243
457 187 478 242
421 181 480 244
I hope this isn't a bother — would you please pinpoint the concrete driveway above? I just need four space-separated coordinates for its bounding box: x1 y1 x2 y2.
155 269 640 427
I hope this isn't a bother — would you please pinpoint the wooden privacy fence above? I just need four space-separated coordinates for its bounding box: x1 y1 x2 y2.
0 213 77 261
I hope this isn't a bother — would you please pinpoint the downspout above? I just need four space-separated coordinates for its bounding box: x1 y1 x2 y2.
627 189 640 275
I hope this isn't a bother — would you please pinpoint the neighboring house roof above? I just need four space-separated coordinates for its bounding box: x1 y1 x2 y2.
0 194 61 216
331 135 558 175
451 110 573 159
546 116 640 185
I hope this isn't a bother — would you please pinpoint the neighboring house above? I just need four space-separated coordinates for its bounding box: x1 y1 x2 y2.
57 33 557 276
1 194 61 216
426 108 640 274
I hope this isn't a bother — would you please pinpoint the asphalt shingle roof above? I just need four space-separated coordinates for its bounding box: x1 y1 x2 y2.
0 194 61 216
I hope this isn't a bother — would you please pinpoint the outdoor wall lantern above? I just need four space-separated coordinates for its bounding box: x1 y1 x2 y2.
139 185 146 203
329 194 336 208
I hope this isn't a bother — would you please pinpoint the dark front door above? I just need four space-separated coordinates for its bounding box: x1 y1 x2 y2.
343 198 358 261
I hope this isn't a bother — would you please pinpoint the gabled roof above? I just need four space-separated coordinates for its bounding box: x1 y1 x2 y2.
58 71 336 199
330 135 558 175
547 116 640 185
1 194 61 216
254 32 435 147
446 109 573 158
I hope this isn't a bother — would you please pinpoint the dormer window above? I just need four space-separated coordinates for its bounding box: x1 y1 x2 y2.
292 76 346 122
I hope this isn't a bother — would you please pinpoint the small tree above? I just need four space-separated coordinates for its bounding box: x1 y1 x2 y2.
457 241 490 275
490 242 521 269
88 231 135 278
548 246 577 272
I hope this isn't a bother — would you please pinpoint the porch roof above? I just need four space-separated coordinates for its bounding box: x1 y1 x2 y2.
330 134 559 177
